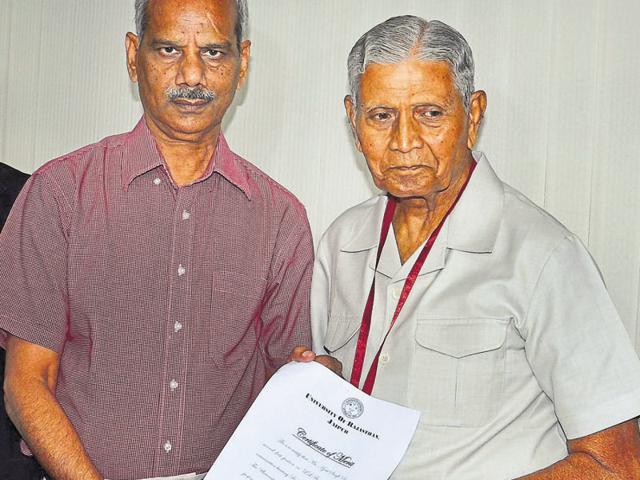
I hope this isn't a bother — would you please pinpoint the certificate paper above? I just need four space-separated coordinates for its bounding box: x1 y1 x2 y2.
205 361 420 480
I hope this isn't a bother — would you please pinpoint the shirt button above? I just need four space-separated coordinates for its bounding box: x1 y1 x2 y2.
379 353 390 365
153 178 162 186
169 379 179 391
177 265 186 276
391 287 401 300
163 441 172 453
174 321 183 333
182 210 191 220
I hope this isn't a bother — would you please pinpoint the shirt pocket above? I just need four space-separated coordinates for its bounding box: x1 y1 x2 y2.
322 314 362 376
207 269 267 367
410 317 509 427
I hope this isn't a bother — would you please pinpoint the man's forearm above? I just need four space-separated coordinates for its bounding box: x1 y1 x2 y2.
516 418 640 480
5 376 102 480
516 453 620 479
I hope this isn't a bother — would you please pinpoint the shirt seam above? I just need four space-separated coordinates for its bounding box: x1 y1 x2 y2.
33 169 74 237
266 207 312 290
234 155 308 216
521 233 576 334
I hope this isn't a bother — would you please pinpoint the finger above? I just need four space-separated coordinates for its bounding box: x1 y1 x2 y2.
287 345 316 363
315 355 343 376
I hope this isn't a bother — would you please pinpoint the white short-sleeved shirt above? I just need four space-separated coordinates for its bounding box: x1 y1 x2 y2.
311 153 640 479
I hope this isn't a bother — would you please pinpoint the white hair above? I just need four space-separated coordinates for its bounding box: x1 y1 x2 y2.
348 15 475 111
134 0 248 45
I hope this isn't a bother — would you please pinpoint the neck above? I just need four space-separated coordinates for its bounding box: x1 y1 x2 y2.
392 160 472 264
145 115 220 187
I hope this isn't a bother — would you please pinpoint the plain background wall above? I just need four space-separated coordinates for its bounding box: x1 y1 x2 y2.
2 0 640 350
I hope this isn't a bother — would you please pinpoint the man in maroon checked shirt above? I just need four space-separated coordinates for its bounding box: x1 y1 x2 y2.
0 1 333 479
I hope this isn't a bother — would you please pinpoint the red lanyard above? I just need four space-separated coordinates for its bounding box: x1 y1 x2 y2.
350 162 476 394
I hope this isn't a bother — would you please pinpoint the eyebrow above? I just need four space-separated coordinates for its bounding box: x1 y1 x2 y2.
363 104 391 112
201 41 232 51
148 39 233 51
414 100 454 109
363 101 449 110
149 39 182 48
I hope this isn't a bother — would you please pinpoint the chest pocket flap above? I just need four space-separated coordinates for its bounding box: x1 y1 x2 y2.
415 318 509 358
324 315 362 354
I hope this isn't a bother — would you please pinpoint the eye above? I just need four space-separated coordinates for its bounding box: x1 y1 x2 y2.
369 111 393 122
417 107 443 120
203 49 224 60
158 46 179 56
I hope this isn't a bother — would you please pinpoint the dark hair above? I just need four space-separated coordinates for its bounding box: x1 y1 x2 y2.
134 0 248 48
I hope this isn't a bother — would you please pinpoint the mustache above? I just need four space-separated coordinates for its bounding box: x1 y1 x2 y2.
166 87 216 102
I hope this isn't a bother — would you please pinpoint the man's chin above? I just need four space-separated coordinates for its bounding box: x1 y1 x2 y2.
147 119 220 144
376 175 439 198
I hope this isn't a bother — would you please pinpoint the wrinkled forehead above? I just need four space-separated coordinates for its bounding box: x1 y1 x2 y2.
359 59 459 106
145 0 237 42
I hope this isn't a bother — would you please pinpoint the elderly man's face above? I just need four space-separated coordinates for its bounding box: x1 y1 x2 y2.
346 59 485 200
126 0 250 141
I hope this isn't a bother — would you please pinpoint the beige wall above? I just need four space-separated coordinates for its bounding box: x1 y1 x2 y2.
2 0 640 349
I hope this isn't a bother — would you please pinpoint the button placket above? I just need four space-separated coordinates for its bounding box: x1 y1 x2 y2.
155 190 196 472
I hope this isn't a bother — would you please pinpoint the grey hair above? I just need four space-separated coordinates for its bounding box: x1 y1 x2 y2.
348 15 474 111
134 0 248 46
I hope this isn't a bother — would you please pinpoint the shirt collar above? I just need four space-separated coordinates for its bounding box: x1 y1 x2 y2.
212 134 252 200
446 151 503 253
121 117 252 200
340 196 388 253
340 151 504 257
121 118 165 190
375 221 448 279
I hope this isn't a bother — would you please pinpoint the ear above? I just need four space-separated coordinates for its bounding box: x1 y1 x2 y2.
466 90 487 149
237 40 252 90
125 32 141 83
344 95 363 152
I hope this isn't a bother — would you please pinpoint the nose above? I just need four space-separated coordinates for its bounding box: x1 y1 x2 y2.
176 51 206 87
389 111 424 153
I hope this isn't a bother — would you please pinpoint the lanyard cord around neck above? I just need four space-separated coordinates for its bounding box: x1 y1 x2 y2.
349 161 477 395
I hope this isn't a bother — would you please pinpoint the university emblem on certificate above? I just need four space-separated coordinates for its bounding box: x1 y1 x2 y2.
341 398 365 419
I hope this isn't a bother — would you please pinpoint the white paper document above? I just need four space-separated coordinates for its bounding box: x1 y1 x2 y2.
205 361 420 480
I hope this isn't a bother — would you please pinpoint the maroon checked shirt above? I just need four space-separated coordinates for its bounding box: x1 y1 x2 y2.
0 118 313 479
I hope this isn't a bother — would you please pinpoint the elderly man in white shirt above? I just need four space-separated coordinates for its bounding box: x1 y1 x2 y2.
308 15 640 480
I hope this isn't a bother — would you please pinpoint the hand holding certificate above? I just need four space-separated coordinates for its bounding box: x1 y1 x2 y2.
205 361 420 480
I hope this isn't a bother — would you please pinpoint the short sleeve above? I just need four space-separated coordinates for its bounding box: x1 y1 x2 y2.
0 171 70 352
524 234 640 439
259 202 313 370
310 233 331 354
